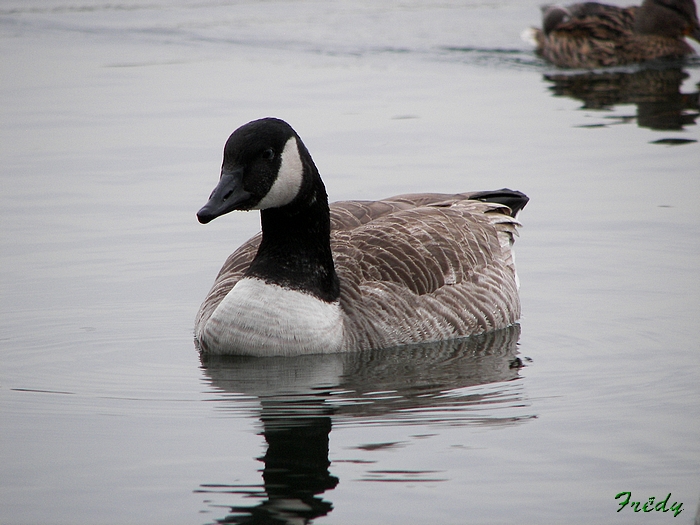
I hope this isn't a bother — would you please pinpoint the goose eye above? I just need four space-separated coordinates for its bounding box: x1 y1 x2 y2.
262 148 275 161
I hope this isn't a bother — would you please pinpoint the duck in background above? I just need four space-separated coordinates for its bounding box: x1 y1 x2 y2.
530 0 700 68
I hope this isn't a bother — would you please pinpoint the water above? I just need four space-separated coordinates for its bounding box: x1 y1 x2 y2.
1 1 699 524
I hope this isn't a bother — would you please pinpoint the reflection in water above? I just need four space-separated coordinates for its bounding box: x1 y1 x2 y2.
198 405 338 524
544 67 700 132
197 325 532 524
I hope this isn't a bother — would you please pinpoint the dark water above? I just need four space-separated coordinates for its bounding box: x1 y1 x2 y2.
1 1 699 524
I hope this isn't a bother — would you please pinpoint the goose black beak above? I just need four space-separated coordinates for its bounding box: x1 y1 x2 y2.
197 168 253 224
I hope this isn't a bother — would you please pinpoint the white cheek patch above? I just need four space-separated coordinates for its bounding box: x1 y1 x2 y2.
254 136 304 210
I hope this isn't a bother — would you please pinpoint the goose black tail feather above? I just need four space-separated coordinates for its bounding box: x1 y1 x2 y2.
469 189 529 217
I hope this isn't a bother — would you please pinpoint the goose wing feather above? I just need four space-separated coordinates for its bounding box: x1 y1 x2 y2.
332 199 521 350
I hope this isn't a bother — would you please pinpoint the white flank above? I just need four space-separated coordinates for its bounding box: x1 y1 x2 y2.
254 137 304 209
202 277 346 356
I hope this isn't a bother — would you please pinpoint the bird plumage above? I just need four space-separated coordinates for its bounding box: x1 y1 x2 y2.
194 118 527 356
533 0 700 68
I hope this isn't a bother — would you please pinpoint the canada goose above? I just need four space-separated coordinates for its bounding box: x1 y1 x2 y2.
532 0 700 68
195 118 528 356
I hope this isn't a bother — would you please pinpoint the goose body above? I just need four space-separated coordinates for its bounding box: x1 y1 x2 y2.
532 0 700 68
194 118 528 356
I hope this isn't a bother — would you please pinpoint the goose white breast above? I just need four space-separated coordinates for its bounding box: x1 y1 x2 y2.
194 118 528 356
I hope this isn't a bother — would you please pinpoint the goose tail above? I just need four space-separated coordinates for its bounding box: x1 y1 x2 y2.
468 188 529 218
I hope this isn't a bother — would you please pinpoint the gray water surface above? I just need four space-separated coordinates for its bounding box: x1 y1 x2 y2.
1 1 699 524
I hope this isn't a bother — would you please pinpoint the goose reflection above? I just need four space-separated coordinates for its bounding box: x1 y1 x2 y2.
197 325 530 524
544 66 700 131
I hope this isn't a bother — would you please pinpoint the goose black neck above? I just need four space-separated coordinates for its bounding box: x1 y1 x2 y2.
245 175 340 303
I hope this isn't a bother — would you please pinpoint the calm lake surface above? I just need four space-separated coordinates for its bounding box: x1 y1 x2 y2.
1 1 699 524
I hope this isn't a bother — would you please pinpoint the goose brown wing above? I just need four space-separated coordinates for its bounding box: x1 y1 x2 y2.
332 200 522 350
328 192 486 230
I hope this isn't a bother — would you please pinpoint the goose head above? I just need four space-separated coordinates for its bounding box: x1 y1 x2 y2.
197 118 314 224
